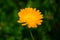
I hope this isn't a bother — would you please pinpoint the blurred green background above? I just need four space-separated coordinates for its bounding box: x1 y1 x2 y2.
0 0 60 40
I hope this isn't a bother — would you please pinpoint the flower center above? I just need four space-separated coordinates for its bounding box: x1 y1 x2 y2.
24 13 36 22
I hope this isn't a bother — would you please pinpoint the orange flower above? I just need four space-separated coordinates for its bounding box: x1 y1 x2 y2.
18 8 43 28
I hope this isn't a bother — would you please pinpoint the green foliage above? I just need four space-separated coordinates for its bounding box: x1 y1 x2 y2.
0 0 60 40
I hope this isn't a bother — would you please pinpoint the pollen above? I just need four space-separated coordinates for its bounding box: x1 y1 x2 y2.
18 7 43 28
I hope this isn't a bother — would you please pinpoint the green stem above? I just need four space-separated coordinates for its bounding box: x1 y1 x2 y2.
29 30 34 40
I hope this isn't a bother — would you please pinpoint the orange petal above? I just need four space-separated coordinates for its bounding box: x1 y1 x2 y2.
22 23 27 26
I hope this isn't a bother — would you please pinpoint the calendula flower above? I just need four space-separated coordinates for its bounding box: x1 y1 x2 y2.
18 7 43 28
